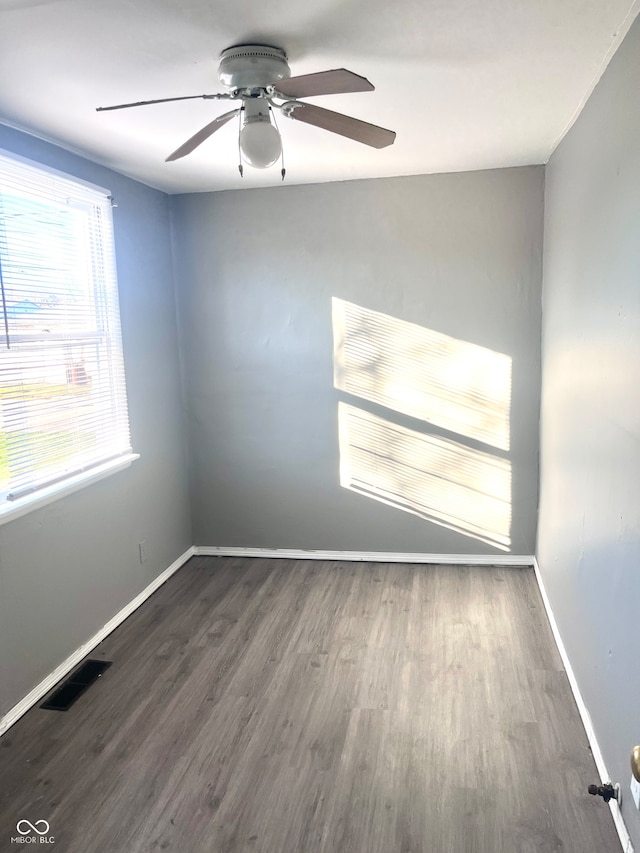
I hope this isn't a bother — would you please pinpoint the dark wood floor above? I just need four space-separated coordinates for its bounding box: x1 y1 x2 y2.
0 558 620 852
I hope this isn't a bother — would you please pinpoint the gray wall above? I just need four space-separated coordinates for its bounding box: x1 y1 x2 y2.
172 166 543 555
0 125 192 717
537 14 640 844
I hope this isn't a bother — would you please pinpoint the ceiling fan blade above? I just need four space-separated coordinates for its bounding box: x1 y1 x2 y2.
283 102 395 149
165 109 240 162
96 93 229 112
274 69 374 99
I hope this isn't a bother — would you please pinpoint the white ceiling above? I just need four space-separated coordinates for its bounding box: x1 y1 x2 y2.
1 0 638 194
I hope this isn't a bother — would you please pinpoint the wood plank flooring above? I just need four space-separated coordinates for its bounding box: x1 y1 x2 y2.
0 558 620 852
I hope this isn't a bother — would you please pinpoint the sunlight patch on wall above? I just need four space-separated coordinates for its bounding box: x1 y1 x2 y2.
339 403 512 551
333 298 512 451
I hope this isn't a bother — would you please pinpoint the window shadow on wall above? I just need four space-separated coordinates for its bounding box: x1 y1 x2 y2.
332 298 512 551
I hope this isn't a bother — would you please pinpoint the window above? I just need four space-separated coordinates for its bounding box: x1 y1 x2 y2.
0 151 135 522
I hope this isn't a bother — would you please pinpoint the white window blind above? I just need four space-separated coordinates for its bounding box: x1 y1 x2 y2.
0 151 132 508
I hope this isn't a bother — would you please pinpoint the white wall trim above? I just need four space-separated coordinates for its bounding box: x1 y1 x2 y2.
533 557 634 853
195 546 534 566
0 546 196 738
0 453 140 527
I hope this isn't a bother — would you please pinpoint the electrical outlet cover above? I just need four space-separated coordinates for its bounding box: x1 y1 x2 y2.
631 774 640 810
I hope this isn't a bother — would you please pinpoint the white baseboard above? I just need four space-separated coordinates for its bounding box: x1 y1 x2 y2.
194 546 534 566
533 558 633 853
0 546 196 738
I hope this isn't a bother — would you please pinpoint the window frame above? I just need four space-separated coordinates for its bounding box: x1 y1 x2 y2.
0 150 138 525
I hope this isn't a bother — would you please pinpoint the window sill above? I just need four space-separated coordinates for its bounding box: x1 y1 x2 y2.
0 453 140 526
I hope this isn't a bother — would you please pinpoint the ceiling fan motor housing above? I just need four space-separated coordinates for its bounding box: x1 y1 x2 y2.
218 45 291 90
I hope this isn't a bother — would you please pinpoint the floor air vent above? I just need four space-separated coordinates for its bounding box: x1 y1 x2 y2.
40 659 112 711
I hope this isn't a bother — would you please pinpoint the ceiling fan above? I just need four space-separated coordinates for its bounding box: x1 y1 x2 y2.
97 44 396 178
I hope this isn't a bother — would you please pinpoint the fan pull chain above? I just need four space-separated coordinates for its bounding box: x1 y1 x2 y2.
237 105 244 177
270 105 286 181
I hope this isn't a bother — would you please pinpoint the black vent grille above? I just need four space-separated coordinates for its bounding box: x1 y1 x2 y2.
40 659 112 711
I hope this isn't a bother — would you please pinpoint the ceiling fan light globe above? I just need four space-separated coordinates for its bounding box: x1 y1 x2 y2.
239 121 281 169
